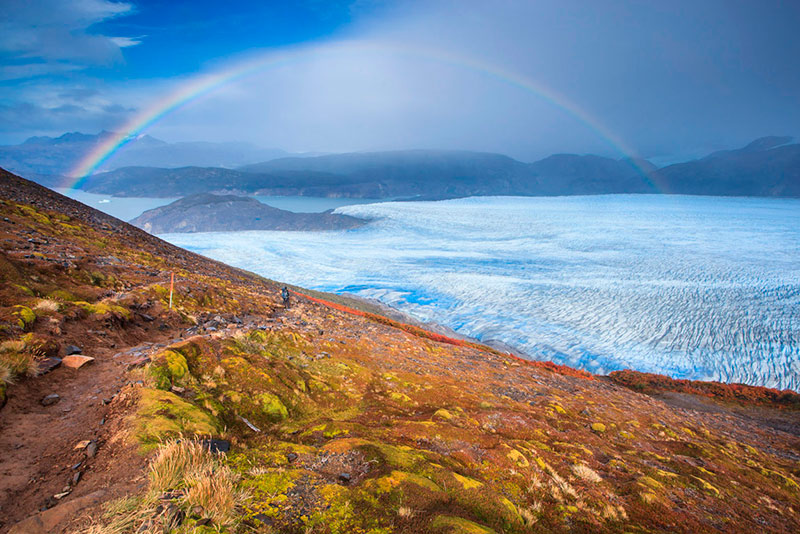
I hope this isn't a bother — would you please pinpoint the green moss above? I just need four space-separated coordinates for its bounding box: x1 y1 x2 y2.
149 349 189 390
74 301 131 320
452 472 483 490
690 475 720 496
369 470 443 494
242 469 302 518
431 515 496 534
13 306 35 330
133 388 220 449
257 392 289 421
506 449 529 467
18 204 51 225
12 284 34 297
433 408 455 420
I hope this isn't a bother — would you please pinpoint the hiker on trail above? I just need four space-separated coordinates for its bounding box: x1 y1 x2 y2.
281 286 290 308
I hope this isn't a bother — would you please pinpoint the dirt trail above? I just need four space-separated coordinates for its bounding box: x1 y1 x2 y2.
0 327 180 533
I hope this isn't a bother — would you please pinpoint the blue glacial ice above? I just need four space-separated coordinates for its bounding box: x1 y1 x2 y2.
162 194 800 391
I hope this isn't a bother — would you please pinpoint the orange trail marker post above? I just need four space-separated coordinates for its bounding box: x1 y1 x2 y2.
169 272 174 309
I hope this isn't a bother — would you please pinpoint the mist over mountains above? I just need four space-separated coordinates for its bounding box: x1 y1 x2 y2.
2 132 798 199
0 131 296 178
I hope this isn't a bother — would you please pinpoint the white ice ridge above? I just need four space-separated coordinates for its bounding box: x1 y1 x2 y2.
164 194 800 391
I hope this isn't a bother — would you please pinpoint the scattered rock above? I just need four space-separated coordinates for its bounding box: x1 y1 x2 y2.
74 440 91 450
38 357 62 374
72 471 82 486
64 345 82 355
239 415 261 432
287 452 298 463
62 355 94 369
170 385 185 394
53 490 70 500
201 438 230 454
40 394 60 406
162 503 185 528
85 440 98 458
338 473 351 484
126 356 151 370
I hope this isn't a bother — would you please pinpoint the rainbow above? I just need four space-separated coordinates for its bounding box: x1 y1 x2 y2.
67 41 659 189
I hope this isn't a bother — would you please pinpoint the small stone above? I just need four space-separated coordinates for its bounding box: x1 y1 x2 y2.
200 439 230 454
54 490 71 499
85 440 98 458
62 355 94 369
170 385 185 394
72 471 82 486
287 452 298 463
39 357 62 374
126 356 150 370
71 461 83 470
41 496 57 510
64 345 82 355
41 393 60 406
74 440 91 450
338 473 351 484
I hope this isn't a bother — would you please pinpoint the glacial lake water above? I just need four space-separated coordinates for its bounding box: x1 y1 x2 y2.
160 195 800 390
54 188 387 221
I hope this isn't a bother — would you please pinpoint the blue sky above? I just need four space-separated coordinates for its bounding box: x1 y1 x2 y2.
1 0 799 161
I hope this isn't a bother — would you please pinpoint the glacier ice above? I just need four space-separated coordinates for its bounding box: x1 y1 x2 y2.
162 194 800 391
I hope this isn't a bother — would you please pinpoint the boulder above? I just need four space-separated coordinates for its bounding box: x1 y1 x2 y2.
62 355 94 369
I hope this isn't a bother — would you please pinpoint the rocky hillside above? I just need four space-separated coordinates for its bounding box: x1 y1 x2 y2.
1 167 799 534
130 194 367 233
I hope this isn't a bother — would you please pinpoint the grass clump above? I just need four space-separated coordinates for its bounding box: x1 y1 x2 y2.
85 439 244 534
0 336 42 386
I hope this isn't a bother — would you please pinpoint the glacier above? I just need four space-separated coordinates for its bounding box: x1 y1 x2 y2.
162 195 800 391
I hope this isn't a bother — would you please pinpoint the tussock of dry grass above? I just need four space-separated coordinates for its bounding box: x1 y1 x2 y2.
0 338 42 382
82 439 244 534
571 463 603 483
34 298 60 313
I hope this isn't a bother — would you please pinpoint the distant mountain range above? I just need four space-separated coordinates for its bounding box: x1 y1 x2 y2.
3 133 797 199
130 193 367 233
0 131 303 177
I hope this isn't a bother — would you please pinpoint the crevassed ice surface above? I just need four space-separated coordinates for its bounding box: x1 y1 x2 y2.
162 195 800 391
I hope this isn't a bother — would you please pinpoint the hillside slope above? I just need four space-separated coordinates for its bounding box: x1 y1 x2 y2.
1 168 799 534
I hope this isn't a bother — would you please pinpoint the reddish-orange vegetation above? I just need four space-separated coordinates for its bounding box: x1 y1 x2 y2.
609 369 800 408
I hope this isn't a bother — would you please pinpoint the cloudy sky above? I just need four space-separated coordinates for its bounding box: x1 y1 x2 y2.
1 0 798 162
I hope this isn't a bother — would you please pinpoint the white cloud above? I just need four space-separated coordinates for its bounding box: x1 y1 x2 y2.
0 0 139 74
